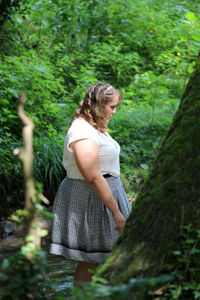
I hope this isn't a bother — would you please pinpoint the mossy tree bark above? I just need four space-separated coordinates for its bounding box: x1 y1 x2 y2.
98 59 200 284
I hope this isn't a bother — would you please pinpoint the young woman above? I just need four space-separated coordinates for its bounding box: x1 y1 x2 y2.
50 82 131 284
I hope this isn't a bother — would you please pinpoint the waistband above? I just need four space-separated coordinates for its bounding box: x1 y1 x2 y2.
103 174 112 178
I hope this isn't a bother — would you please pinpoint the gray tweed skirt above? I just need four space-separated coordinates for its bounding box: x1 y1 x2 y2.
50 176 131 263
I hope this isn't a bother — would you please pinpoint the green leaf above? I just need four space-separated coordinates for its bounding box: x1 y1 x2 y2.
25 235 35 242
188 65 194 74
16 209 29 216
140 163 149 170
191 248 200 254
192 33 200 42
173 251 181 256
39 229 48 237
0 259 10 270
21 244 35 256
186 11 197 23
16 17 23 24
179 34 188 42
40 211 54 220
0 272 7 281
194 292 200 299
11 215 23 224
186 239 195 244
32 65 45 74
6 88 18 98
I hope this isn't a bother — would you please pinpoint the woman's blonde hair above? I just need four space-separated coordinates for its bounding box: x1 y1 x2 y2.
69 82 122 133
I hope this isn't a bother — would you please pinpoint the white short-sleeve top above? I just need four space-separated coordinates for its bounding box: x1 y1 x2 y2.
62 118 120 180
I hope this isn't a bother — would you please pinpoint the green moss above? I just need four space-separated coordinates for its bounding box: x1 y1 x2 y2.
99 63 200 284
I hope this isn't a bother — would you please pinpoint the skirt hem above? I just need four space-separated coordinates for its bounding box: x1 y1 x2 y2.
50 243 111 263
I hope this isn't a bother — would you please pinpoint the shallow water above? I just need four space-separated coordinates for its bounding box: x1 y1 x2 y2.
0 234 76 298
45 244 76 298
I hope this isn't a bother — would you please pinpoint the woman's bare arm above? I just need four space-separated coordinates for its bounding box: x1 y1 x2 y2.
70 139 125 231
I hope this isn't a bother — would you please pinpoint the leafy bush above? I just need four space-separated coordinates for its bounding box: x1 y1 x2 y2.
109 103 178 197
33 134 65 203
162 225 200 300
0 132 66 218
0 250 55 300
71 274 172 300
0 51 70 215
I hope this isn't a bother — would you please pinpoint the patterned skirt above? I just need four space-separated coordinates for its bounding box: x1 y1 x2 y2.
50 176 131 263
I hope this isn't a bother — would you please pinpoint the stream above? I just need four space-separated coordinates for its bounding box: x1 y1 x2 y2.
0 232 77 298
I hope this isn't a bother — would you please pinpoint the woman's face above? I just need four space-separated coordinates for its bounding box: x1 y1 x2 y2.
104 95 119 125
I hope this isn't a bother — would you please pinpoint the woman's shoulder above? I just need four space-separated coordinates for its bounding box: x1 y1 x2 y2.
70 118 96 131
66 117 99 144
67 118 98 138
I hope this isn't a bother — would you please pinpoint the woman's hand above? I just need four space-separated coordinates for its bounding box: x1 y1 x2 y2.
112 210 125 231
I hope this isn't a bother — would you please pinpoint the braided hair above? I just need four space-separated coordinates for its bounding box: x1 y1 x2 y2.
69 82 122 133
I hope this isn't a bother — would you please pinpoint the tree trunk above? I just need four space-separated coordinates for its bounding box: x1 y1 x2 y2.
98 60 200 284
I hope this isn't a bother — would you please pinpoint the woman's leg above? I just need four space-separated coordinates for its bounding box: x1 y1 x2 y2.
74 261 99 285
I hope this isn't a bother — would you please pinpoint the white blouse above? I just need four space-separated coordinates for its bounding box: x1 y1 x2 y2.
62 118 120 179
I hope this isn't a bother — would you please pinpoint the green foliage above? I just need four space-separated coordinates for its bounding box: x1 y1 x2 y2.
0 249 56 300
161 225 200 300
1 2 200 297
0 131 65 218
0 51 68 215
0 135 23 218
70 225 200 300
71 274 172 300
0 195 57 300
1 0 200 215
109 103 177 197
33 134 65 203
0 0 21 27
